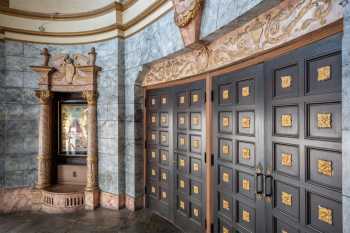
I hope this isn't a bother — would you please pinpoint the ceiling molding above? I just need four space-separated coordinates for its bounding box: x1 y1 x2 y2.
0 2 121 21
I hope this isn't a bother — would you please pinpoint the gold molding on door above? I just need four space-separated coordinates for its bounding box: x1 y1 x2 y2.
317 65 331 81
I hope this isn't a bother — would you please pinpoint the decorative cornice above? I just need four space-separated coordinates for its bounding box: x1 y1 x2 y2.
142 0 343 86
0 2 121 21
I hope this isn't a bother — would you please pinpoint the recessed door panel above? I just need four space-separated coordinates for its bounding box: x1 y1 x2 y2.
146 80 206 233
213 64 265 233
265 34 342 233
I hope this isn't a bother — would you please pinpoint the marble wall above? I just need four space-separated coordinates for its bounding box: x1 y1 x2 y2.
343 2 350 233
0 39 125 196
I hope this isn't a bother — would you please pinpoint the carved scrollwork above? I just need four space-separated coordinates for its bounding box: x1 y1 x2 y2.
143 0 341 86
82 90 97 105
173 0 203 27
35 90 53 105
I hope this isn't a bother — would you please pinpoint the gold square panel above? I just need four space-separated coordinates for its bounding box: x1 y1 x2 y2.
222 144 230 155
192 115 200 126
317 65 331 81
193 208 199 217
162 172 167 181
223 200 230 210
281 192 292 207
161 115 168 125
318 159 333 177
192 94 199 103
223 116 230 128
280 75 292 89
179 96 185 104
192 139 200 149
317 112 332 129
281 153 293 167
241 116 250 128
282 230 288 233
222 89 229 100
180 180 185 189
162 191 167 199
161 134 167 143
193 163 199 172
151 115 156 124
179 137 186 146
223 172 229 183
281 114 292 128
193 185 199 194
179 116 185 125
151 133 156 141
161 152 167 161
242 148 250 160
179 159 185 167
151 98 156 106
151 169 156 176
242 86 250 97
223 227 229 233
151 151 156 159
161 97 167 104
151 186 156 193
318 205 333 225
242 179 250 191
242 210 250 223
180 200 185 209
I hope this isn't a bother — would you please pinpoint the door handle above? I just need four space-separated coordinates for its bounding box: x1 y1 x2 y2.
256 164 263 198
265 168 273 202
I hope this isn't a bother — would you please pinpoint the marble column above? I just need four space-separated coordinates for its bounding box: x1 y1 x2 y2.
83 90 99 210
35 90 53 190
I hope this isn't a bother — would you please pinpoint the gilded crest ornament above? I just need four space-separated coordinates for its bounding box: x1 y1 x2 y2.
173 0 203 28
281 192 292 207
242 210 250 223
281 114 293 128
318 159 333 177
317 65 331 81
223 200 230 210
242 86 250 97
281 75 292 89
281 153 293 167
318 205 333 225
317 112 332 128
242 179 250 191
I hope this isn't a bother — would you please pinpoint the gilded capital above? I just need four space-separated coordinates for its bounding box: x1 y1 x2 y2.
35 90 53 105
83 91 97 105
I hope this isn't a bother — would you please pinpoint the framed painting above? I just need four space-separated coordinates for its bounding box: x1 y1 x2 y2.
60 103 88 155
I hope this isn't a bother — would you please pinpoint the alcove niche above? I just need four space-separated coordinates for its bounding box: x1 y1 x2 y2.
31 48 101 213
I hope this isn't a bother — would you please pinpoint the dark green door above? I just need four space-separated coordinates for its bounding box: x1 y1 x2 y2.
212 33 342 233
213 64 266 233
146 80 206 233
265 34 342 233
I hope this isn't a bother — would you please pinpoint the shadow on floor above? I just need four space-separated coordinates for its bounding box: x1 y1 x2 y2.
0 208 183 233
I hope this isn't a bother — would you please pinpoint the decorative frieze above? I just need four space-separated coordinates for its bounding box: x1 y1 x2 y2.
143 0 342 86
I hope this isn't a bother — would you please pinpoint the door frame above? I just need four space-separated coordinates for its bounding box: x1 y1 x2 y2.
142 20 343 233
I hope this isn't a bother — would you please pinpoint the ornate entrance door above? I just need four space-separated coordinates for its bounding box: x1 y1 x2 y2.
265 34 342 233
146 80 206 233
213 64 266 233
212 34 342 233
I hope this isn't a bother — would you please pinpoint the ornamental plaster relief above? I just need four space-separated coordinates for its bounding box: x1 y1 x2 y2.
143 0 343 86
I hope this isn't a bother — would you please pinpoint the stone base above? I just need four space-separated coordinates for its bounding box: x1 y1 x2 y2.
0 187 32 214
100 192 125 210
85 189 100 210
125 195 144 211
31 188 42 211
41 185 85 214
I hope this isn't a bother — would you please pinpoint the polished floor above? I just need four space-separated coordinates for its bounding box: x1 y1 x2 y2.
0 208 183 233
